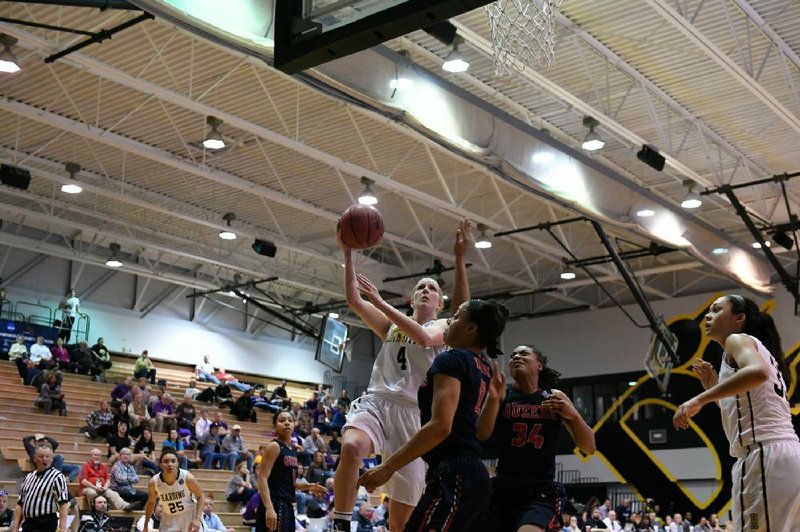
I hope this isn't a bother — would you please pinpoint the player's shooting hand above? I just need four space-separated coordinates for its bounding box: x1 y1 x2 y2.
453 219 473 258
336 227 351 253
542 389 578 421
673 397 703 430
356 274 383 304
488 360 506 401
691 358 718 390
358 463 394 492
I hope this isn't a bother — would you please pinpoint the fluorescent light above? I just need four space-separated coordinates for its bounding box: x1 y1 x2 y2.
474 240 492 249
105 258 122 268
532 152 554 164
389 78 414 91
219 230 237 240
560 269 576 280
636 209 655 217
328 312 339 319
712 247 728 255
61 183 83 194
752 241 770 249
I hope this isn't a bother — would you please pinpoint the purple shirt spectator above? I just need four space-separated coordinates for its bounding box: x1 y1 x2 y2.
152 400 174 416
111 383 130 401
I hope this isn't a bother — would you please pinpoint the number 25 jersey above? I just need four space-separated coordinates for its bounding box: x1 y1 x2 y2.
494 387 562 481
367 321 446 406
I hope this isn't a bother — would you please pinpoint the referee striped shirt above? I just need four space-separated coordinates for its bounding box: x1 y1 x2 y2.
18 467 69 518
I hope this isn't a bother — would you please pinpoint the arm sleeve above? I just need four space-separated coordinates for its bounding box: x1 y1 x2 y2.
54 472 70 503
428 350 468 382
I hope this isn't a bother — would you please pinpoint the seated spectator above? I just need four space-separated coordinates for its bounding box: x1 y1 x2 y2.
50 337 70 370
231 389 257 423
9 335 29 381
162 429 190 469
328 430 342 456
373 498 388 528
305 483 329 518
305 391 320 411
0 489 13 531
78 448 130 511
312 401 330 435
584 507 608 529
90 337 112 370
35 372 67 416
132 428 159 476
22 432 80 481
270 380 289 407
135 500 162 532
225 459 256 504
107 421 134 464
252 388 280 412
307 451 331 485
133 350 156 384
152 392 177 433
129 391 154 434
214 368 250 392
77 494 114 532
200 497 233 532
214 380 234 407
303 428 326 455
69 341 102 378
604 510 622 531
195 408 212 442
241 492 261 527
194 383 219 403
135 377 150 400
110 377 133 409
109 448 148 510
221 424 253 471
83 400 115 440
199 423 228 470
294 464 311 514
213 412 229 433
185 379 201 399
113 402 132 434
563 515 580 531
296 406 312 439
354 501 375 532
336 388 352 412
29 336 54 370
176 393 197 431
147 386 164 410
196 355 220 384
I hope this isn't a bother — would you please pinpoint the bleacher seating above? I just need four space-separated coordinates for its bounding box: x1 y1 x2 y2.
0 355 331 530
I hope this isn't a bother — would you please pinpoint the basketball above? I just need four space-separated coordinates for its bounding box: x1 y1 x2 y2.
337 204 384 249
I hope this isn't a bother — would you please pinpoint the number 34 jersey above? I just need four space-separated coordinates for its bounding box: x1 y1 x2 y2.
494 387 563 481
367 321 446 406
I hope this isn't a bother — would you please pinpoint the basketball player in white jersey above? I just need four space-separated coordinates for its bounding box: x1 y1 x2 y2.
674 294 800 531
143 449 206 532
332 219 471 532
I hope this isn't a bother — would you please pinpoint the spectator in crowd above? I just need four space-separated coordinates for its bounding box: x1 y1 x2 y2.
147 386 164 411
162 428 190 469
50 337 70 370
603 510 623 531
683 512 694 531
225 459 257 504
107 421 133 464
305 391 319 411
196 355 220 384
295 464 311 515
90 338 112 370
133 350 156 384
135 500 162 532
312 401 330 435
669 513 689 532
194 383 219 403
132 428 159 476
77 494 113 532
29 336 54 369
305 481 330 518
252 388 280 412
185 379 201 400
22 433 79 481
200 498 234 532
35 372 67 416
11 445 69 531
195 408 212 441
303 428 326 456
214 368 250 392
328 430 342 456
110 377 133 409
213 412 229 434
335 389 351 412
78 448 130 511
215 379 234 408
58 287 80 343
83 400 115 440
129 391 154 434
694 516 712 532
0 489 13 531
584 507 608 529
113 402 132 435
582 497 600 524
199 423 228 470
373 498 389 528
354 501 375 532
615 498 632 526
109 448 148 510
176 393 197 431
9 335 28 381
221 424 253 471
231 389 257 423
563 515 580 531
598 499 612 519
271 379 289 401
152 392 177 433
70 341 102 378
307 451 331 485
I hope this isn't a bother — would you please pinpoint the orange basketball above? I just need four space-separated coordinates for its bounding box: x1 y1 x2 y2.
337 204 385 249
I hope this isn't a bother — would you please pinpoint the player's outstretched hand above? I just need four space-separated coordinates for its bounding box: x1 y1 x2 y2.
336 227 351 253
488 360 506 401
542 389 578 421
691 358 718 390
454 219 473 258
356 274 384 305
358 464 393 492
306 483 329 497
673 398 702 430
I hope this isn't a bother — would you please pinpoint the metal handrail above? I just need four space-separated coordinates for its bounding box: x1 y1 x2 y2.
13 301 53 327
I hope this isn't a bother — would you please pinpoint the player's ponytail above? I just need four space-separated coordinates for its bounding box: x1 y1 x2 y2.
726 294 790 386
527 345 561 390
466 299 509 358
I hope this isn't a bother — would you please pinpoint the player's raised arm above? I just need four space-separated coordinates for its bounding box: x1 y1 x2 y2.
477 360 505 441
449 219 472 312
339 233 391 338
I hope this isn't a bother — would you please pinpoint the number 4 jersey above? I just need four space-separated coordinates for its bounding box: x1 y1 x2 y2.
494 387 563 481
367 321 446 406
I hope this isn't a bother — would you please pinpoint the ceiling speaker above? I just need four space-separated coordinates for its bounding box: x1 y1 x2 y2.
252 239 277 257
0 164 31 190
636 145 666 172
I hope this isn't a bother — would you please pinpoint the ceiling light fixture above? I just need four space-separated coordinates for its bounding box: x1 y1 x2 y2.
442 39 469 73
752 241 770 249
581 116 604 151
474 223 492 249
328 312 339 319
0 35 20 74
560 267 576 280
357 176 378 205
389 78 414 91
636 209 655 218
61 162 82 194
219 212 237 240
202 116 226 150
105 242 123 268
680 180 702 209
712 247 728 255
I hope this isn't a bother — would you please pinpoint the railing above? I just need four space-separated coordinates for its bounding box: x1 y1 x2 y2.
1 299 91 342
13 301 52 328
73 312 90 343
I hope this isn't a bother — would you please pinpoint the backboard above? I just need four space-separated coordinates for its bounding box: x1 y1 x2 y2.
644 315 678 392
274 0 494 74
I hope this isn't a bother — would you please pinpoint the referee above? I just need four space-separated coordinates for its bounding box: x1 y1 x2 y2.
11 445 70 532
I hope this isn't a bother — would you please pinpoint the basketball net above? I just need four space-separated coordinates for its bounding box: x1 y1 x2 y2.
485 0 562 77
